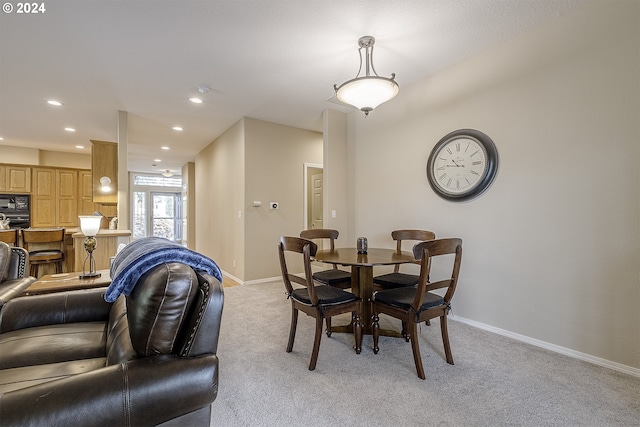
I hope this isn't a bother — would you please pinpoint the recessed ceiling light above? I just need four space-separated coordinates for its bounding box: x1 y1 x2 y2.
189 97 203 104
75 145 85 149
154 159 162 162
47 100 62 106
161 146 170 150
0 137 4 141
64 127 76 132
172 126 183 131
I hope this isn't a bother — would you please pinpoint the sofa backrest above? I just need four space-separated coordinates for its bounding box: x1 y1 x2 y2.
105 262 224 365
0 242 10 282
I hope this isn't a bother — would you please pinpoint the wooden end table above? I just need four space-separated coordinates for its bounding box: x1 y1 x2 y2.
23 270 112 295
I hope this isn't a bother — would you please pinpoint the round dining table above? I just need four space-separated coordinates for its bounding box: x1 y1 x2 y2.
313 247 416 336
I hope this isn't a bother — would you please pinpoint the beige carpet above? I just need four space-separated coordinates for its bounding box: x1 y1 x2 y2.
210 280 640 426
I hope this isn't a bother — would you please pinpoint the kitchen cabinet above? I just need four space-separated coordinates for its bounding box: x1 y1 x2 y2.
91 140 118 204
31 168 56 227
78 170 98 216
56 168 78 227
31 168 79 228
0 165 31 192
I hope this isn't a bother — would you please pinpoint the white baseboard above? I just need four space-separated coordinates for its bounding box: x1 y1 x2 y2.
452 315 640 378
220 271 281 286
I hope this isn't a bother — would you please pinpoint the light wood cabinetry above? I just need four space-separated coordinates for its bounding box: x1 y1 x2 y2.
31 168 80 228
1 163 117 228
56 169 78 227
0 165 31 192
91 140 118 205
31 168 56 228
78 170 98 216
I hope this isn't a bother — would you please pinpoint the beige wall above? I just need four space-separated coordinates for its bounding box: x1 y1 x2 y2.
346 1 639 370
181 162 196 249
244 118 323 281
195 117 322 282
322 110 350 243
1 145 90 169
195 119 245 280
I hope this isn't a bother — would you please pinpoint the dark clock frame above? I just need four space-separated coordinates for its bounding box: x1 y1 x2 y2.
426 128 499 202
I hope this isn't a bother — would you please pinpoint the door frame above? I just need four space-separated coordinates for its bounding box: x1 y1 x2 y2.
303 163 323 231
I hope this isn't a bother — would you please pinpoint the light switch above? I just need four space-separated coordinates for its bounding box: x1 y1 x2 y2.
331 210 337 218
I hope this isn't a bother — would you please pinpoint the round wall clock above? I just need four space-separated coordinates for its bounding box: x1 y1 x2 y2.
426 129 499 202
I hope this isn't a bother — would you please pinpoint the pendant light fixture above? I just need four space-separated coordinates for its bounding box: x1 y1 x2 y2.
334 36 399 116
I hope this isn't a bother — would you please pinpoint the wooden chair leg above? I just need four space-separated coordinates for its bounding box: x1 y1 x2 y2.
409 320 426 380
30 264 38 278
352 310 362 354
309 316 324 371
372 313 380 354
402 321 409 342
286 305 298 353
325 317 332 337
440 314 454 365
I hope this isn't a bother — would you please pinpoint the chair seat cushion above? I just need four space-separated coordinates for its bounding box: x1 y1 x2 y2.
312 269 351 286
292 285 358 306
29 250 64 262
373 287 444 312
373 272 419 289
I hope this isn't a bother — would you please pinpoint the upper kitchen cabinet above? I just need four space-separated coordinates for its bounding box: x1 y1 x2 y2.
91 140 117 205
0 165 31 192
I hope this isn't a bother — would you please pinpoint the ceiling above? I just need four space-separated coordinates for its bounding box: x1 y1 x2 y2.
0 0 581 175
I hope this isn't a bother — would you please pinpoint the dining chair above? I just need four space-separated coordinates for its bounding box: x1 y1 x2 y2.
372 229 436 290
299 229 351 289
278 236 362 371
0 229 19 246
371 238 462 380
21 228 66 278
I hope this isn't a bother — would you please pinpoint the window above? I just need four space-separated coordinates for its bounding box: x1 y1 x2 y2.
131 173 183 243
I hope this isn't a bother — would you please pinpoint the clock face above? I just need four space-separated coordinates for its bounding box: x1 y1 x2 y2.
427 129 498 201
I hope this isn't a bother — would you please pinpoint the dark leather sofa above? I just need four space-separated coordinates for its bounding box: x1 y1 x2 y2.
0 241 36 309
0 261 224 426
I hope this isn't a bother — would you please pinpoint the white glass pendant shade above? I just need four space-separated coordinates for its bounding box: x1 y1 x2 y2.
79 215 102 236
335 76 399 114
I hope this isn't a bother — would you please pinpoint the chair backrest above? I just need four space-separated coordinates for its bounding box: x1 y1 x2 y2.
21 228 65 252
412 238 462 309
278 236 319 304
0 230 19 246
300 229 339 269
390 229 436 272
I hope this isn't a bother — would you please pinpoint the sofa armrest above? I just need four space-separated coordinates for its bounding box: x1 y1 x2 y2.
0 354 219 427
0 277 36 310
0 288 112 333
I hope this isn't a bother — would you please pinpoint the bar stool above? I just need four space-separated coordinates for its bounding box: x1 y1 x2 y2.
0 229 19 246
21 228 66 278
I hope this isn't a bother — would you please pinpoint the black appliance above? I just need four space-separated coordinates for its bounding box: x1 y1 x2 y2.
0 194 31 229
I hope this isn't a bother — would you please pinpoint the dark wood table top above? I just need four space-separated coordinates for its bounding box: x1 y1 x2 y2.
314 247 416 267
23 269 112 295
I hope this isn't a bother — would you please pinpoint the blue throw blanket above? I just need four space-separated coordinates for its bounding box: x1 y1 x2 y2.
105 237 222 302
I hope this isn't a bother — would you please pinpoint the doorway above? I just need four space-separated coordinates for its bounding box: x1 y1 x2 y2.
303 163 323 235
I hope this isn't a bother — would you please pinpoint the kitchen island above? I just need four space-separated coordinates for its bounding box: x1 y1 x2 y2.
72 229 131 272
